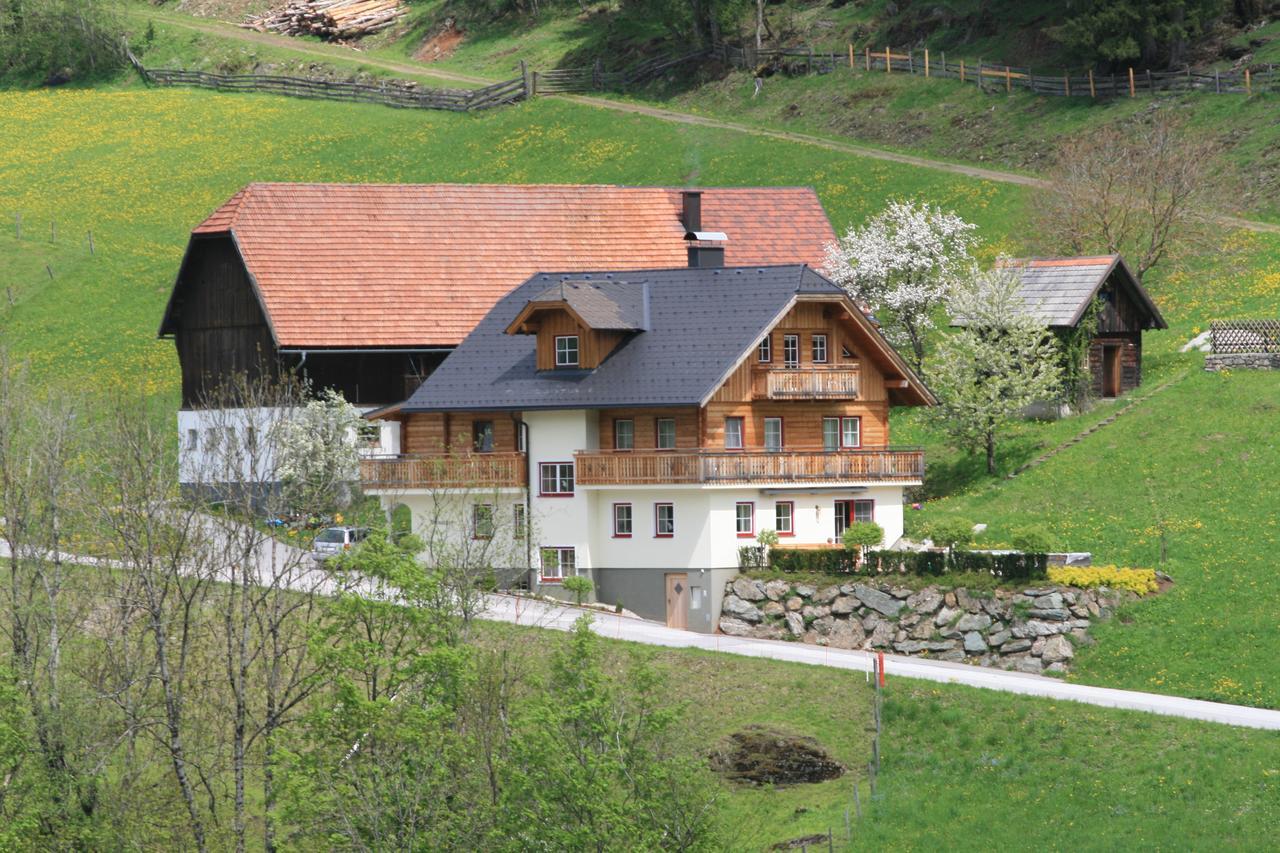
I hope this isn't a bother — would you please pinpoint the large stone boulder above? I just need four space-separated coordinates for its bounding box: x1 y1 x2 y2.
785 611 805 638
1040 634 1075 663
906 589 943 615
719 617 754 636
830 596 857 615
762 600 786 618
827 619 866 650
1011 619 1068 639
854 584 905 617
867 619 896 648
732 577 767 601
934 606 962 628
813 585 840 604
723 595 763 623
785 596 804 612
955 613 992 632
963 631 988 654
763 579 791 601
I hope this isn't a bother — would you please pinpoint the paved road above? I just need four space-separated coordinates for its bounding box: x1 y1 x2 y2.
7 525 1276 730
125 9 1280 236
485 593 1280 731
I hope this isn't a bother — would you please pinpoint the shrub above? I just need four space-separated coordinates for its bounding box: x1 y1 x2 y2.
1048 565 1158 595
766 548 1048 580
841 521 884 555
768 549 856 574
921 518 974 550
1010 525 1056 553
561 575 593 605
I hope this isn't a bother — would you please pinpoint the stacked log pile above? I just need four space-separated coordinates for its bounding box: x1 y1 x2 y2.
244 0 407 40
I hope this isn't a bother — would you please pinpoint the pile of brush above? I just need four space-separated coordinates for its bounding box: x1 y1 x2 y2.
243 0 407 40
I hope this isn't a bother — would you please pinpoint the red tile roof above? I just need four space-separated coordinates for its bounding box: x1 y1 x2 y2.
185 183 836 348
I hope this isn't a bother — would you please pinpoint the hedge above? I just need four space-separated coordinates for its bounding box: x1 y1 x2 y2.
765 548 1049 580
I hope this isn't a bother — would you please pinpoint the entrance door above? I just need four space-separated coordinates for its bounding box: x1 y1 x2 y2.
665 572 689 630
1102 345 1122 398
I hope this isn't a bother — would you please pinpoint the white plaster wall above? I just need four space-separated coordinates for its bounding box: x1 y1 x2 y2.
526 409 595 570
589 488 715 569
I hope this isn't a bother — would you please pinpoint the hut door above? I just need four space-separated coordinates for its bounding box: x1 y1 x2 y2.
665 573 688 630
1102 345 1122 398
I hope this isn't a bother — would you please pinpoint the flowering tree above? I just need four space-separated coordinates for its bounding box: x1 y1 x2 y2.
823 200 978 372
277 388 362 511
929 263 1062 475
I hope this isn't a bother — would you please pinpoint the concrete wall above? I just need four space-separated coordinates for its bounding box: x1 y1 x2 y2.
595 566 737 632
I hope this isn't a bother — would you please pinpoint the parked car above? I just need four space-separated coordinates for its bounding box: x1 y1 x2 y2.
311 526 369 561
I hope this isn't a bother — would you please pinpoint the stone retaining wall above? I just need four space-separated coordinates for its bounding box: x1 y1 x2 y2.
1204 352 1280 371
719 577 1133 675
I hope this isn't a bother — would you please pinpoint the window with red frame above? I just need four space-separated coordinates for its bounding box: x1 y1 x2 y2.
654 503 674 537
774 501 794 535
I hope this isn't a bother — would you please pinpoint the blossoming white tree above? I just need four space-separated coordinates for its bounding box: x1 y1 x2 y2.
277 388 362 511
823 200 978 372
928 262 1062 476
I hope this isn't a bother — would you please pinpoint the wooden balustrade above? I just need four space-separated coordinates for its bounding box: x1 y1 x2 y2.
758 367 860 399
575 447 923 486
360 453 527 489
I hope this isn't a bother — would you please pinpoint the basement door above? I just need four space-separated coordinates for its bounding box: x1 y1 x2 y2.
1102 345 1122 398
665 573 689 630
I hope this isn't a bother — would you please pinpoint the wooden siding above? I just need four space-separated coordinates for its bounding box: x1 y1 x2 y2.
172 237 278 408
597 407 701 450
400 411 520 454
702 401 890 449
531 309 625 370
1097 275 1149 334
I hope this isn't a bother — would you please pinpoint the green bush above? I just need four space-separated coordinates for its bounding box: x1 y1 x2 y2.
561 575 593 606
922 518 975 550
767 548 1048 580
841 521 884 553
1010 525 1056 554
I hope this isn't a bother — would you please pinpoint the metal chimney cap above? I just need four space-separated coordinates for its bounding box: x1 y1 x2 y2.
685 230 728 242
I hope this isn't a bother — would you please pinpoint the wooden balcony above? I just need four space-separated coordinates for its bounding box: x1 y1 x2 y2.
360 453 527 490
757 367 860 399
574 447 923 486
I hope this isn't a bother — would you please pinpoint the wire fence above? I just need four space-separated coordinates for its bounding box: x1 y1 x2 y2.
720 41 1278 98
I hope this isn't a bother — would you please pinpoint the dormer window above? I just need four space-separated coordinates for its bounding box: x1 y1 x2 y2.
555 335 580 367
783 334 799 368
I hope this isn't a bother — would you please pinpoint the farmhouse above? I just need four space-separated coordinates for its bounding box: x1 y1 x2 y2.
157 182 838 491
1010 255 1167 398
363 264 934 632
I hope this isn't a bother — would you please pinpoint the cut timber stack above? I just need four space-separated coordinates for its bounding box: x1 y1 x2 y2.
244 0 407 40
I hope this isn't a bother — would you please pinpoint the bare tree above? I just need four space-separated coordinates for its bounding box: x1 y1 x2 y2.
93 396 218 852
1037 115 1225 281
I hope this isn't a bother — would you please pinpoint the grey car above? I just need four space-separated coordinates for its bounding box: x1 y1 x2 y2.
311 526 370 562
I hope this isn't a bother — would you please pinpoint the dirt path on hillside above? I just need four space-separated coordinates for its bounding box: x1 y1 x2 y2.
129 9 1280 237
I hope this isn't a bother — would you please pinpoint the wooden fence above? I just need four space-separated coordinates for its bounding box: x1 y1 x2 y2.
720 42 1279 98
1210 320 1280 353
531 48 709 94
140 67 528 111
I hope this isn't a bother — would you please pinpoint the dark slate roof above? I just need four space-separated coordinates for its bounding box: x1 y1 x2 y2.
404 265 839 412
1009 255 1166 329
529 280 646 331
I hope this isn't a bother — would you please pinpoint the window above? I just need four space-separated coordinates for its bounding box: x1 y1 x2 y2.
555 335 579 367
854 499 875 523
775 501 794 536
516 424 527 453
512 504 526 538
822 417 840 452
758 335 772 362
614 419 634 451
539 547 576 581
656 418 676 450
539 462 575 496
812 334 828 364
613 503 633 537
841 416 861 449
654 503 674 537
835 499 876 538
735 502 755 537
472 504 494 539
473 420 495 453
186 429 199 450
841 344 854 361
783 334 800 368
724 416 744 450
764 417 783 452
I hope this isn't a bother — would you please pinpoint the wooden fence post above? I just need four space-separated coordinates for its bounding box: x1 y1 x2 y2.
1245 68 1251 95
884 46 891 73
1064 71 1070 96
520 59 530 99
908 50 914 74
1005 65 1012 93
1214 69 1220 94
959 58 965 83
977 60 983 91
807 45 814 74
848 43 854 70
941 51 946 76
924 48 929 77
1128 67 1135 97
1146 68 1153 93
1088 68 1095 98
865 46 870 72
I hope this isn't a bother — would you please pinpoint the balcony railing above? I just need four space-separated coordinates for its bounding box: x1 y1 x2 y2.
759 367 860 399
360 453 527 490
574 447 923 486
